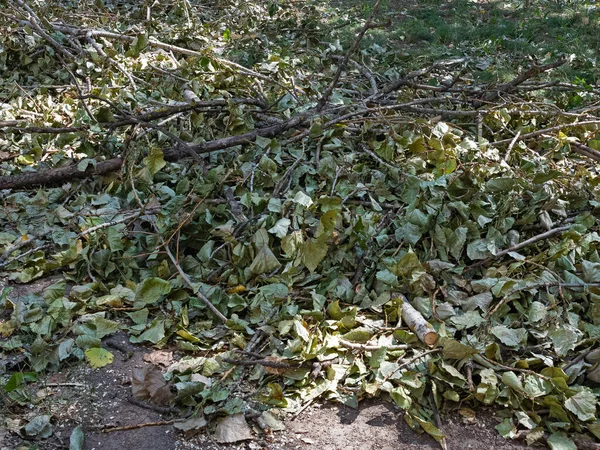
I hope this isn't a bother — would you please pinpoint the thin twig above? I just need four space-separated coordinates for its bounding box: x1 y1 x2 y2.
101 419 182 432
317 0 382 111
13 1 75 58
380 348 442 385
338 339 410 351
491 120 600 146
504 129 521 161
467 225 570 271
152 222 228 322
222 357 301 369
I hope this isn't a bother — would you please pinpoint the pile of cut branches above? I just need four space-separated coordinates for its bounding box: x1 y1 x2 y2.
1 0 600 447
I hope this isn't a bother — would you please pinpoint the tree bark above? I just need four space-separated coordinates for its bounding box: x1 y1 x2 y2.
0 115 307 190
396 293 439 346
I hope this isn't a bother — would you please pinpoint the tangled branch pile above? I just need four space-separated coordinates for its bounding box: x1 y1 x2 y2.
1 0 600 447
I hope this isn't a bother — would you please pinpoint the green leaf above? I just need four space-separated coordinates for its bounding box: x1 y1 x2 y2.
549 328 578 357
294 320 310 342
318 210 338 234
546 433 576 450
281 230 304 257
341 328 373 343
126 308 149 326
528 301 547 323
441 339 478 360
77 158 96 172
260 283 289 299
495 418 516 438
588 422 600 440
106 225 125 252
450 311 484 330
523 375 552 398
69 426 84 450
582 260 600 283
174 416 208 432
24 415 53 438
267 218 291 238
5 372 37 392
533 170 562 184
369 347 387 369
255 136 272 149
486 178 518 192
90 317 121 339
144 147 167 176
564 389 597 421
541 367 569 381
394 249 425 279
292 191 313 208
94 107 114 123
390 386 412 410
544 396 570 422
515 411 536 429
501 371 524 392
414 416 445 443
84 348 114 369
131 32 148 56
250 245 281 274
466 239 494 260
327 300 344 320
491 326 527 347
130 319 166 344
302 238 327 273
134 277 171 307
449 227 467 260
76 335 102 350
376 269 398 286
58 339 74 361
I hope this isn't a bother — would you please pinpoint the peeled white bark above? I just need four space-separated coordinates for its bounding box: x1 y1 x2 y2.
398 294 439 346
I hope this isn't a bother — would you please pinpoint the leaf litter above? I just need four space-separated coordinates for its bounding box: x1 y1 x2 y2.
1 0 600 448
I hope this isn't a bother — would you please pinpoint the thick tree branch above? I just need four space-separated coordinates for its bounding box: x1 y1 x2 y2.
0 115 308 190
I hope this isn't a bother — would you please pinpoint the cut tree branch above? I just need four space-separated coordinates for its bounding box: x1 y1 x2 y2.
467 225 570 271
0 114 308 190
395 293 439 346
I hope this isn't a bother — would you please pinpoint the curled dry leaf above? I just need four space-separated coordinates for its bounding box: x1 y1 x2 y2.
213 413 254 444
131 366 174 406
143 350 173 367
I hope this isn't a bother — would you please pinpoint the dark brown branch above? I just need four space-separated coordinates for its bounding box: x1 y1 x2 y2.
374 58 467 98
1 126 88 134
571 142 600 163
0 114 307 190
482 58 567 103
0 120 27 127
109 98 265 127
0 158 124 190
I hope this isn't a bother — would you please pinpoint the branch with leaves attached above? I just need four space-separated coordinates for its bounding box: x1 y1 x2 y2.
467 225 571 273
0 113 308 189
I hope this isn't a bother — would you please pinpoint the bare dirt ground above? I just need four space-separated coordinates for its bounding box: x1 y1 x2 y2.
1 277 530 450
1 339 531 450
1 336 529 450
